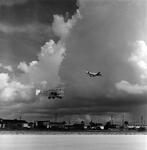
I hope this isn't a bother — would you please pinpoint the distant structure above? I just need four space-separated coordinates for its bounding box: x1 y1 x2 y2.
0 118 29 129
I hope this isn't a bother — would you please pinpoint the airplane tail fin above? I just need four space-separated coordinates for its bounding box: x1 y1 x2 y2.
36 90 41 96
86 69 89 74
97 72 102 76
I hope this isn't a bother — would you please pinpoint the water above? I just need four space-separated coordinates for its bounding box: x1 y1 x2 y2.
0 134 146 150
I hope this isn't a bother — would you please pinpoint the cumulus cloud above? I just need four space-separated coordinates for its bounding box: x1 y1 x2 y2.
56 0 147 121
61 0 138 97
129 40 147 81
18 39 65 89
116 80 147 94
17 61 30 73
52 10 82 39
17 12 81 91
0 73 33 101
0 63 13 72
0 11 80 104
116 40 147 94
0 0 146 121
0 73 9 89
128 41 147 63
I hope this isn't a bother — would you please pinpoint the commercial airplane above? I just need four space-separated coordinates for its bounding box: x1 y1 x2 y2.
86 69 102 77
36 88 65 99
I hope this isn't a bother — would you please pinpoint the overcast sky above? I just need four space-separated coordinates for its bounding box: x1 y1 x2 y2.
0 0 146 124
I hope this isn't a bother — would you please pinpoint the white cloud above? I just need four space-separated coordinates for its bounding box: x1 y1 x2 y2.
128 41 147 71
17 61 38 73
115 80 147 94
0 11 80 103
0 63 13 72
0 73 33 101
30 61 38 67
116 41 147 94
17 12 80 91
17 62 29 73
17 39 65 90
129 41 147 82
52 10 82 39
0 73 9 89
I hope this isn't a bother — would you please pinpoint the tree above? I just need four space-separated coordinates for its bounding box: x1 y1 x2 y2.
124 121 128 125
104 122 111 130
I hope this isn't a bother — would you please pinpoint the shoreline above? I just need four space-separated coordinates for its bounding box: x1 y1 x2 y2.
0 130 147 135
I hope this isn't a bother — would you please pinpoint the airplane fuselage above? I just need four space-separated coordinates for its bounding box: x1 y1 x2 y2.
86 70 102 77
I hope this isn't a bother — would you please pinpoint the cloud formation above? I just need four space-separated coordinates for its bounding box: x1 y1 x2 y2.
0 73 33 101
0 22 53 43
0 63 13 72
57 0 147 121
17 39 65 89
0 0 28 6
116 80 147 94
0 11 80 104
16 11 81 91
116 40 147 94
129 41 147 81
52 10 82 39
0 0 146 122
0 23 51 34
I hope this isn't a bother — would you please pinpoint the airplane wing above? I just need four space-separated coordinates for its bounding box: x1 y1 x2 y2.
36 90 41 96
97 72 102 76
36 88 65 99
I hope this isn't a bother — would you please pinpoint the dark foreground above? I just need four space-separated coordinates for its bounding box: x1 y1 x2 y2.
0 130 147 135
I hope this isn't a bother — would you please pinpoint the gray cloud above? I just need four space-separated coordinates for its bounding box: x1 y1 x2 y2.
0 0 146 122
0 22 53 41
0 0 28 6
57 0 147 121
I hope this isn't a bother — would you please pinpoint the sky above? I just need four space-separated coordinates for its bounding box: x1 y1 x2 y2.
0 0 147 124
